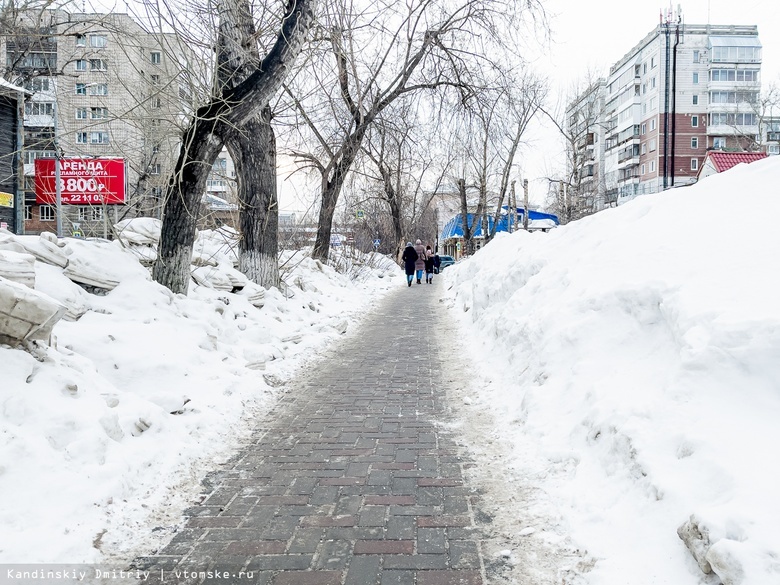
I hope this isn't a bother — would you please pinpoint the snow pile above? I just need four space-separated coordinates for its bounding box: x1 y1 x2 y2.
0 228 399 564
444 156 780 585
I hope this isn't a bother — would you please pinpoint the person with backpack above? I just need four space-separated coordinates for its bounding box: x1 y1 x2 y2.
424 245 436 283
401 242 418 287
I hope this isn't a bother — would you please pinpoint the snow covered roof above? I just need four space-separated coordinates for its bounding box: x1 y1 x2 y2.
440 209 559 239
697 151 768 181
706 152 767 173
0 77 29 96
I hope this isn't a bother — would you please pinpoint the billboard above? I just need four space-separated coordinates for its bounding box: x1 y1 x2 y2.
35 158 126 205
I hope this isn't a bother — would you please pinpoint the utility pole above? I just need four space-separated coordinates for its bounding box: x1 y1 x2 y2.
523 179 529 231
53 102 63 238
509 180 516 233
15 89 25 235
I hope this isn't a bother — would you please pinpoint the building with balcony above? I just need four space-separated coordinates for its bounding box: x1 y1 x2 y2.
567 11 764 207
1 9 191 236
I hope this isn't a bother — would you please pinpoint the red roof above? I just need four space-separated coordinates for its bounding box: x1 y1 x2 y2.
707 151 767 173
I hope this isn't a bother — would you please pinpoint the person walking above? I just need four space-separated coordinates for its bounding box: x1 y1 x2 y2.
413 239 427 284
433 250 441 274
401 242 418 287
424 245 435 284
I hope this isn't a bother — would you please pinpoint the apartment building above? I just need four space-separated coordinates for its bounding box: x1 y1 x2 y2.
1 9 190 235
567 12 763 206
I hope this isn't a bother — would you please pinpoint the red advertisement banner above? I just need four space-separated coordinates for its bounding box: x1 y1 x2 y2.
35 158 126 205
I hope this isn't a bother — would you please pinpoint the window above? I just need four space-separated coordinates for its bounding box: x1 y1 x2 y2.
75 83 87 95
88 84 108 96
78 207 104 221
643 63 647 74
76 132 88 144
712 46 761 63
152 144 160 154
693 50 700 63
24 150 55 164
642 83 647 95
692 94 699 105
641 123 646 135
150 51 161 65
151 186 163 197
90 131 110 144
713 137 726 149
89 35 107 48
649 139 656 152
150 163 161 175
691 158 699 171
693 72 699 84
641 164 646 175
691 115 699 127
26 77 51 92
691 137 699 149
651 77 656 89
40 205 55 221
651 57 657 68
768 144 780 155
650 118 656 131
152 97 162 108
150 74 160 85
25 102 54 116
150 119 161 128
90 59 107 71
90 107 108 119
76 107 87 119
709 113 758 126
650 160 656 172
641 144 647 155
24 206 32 221
75 59 87 71
75 34 86 47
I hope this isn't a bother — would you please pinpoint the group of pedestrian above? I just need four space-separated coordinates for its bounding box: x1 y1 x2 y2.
401 239 441 287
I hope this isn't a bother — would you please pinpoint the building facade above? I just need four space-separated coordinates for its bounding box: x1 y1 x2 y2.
567 13 764 207
1 9 190 236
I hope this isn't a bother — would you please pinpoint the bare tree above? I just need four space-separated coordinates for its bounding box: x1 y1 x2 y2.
541 77 608 223
152 0 317 294
280 0 544 263
215 0 280 287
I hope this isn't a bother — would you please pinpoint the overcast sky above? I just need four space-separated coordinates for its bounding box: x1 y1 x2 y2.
519 0 779 200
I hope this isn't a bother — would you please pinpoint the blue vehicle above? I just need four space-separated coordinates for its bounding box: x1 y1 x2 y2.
437 255 455 271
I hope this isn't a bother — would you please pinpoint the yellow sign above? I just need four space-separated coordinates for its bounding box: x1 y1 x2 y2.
0 191 13 208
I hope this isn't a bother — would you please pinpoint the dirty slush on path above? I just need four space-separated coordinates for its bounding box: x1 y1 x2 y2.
128 278 580 585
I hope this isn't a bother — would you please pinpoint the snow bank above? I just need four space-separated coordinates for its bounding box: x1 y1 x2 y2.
0 228 400 564
444 156 780 584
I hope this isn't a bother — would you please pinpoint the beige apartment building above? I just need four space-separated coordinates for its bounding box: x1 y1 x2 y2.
567 12 766 208
2 9 192 236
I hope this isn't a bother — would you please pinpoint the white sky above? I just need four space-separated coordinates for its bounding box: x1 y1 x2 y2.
519 0 779 203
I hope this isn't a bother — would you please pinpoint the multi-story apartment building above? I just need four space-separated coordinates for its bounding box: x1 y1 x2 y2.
567 12 764 206
1 9 189 235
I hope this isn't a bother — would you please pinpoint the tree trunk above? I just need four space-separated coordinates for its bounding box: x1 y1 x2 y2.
152 0 317 294
217 0 279 289
153 119 224 293
312 126 367 262
226 107 280 288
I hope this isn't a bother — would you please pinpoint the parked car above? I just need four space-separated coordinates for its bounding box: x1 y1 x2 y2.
437 255 455 271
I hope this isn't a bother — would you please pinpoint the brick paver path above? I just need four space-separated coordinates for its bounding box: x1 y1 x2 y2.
135 279 488 584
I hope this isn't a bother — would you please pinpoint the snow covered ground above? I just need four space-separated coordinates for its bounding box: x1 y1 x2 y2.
3 157 780 585
0 229 398 565
443 156 780 585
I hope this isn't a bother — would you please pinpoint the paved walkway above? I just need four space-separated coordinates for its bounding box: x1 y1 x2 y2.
134 278 490 585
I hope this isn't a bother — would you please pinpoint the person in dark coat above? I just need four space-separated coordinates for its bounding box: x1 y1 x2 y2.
433 252 441 274
401 242 418 287
424 245 435 283
413 239 427 284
